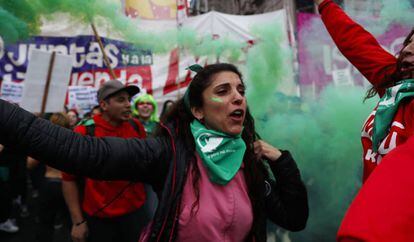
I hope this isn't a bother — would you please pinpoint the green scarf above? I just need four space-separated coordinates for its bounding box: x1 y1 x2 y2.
372 79 414 152
190 120 246 185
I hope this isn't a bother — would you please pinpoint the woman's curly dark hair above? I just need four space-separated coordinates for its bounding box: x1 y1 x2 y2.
154 63 267 234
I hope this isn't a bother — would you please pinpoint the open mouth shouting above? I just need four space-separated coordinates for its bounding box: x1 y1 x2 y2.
229 109 245 123
400 56 414 78
122 110 132 118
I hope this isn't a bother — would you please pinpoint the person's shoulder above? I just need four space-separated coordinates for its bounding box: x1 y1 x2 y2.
129 117 144 129
406 98 414 116
130 117 142 125
73 125 87 135
74 118 95 135
129 118 147 137
408 97 414 104
78 118 95 127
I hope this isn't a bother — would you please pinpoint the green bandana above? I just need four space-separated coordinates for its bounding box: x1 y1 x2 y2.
190 120 246 185
372 79 414 152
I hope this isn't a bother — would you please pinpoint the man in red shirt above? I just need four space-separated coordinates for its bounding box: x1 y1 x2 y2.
62 80 148 242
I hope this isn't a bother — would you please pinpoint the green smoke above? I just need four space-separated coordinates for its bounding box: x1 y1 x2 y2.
0 0 248 56
1 0 413 54
379 0 414 28
0 0 245 57
0 7 30 44
245 23 292 118
241 19 378 242
248 82 377 241
0 0 41 44
0 1 388 241
344 0 414 35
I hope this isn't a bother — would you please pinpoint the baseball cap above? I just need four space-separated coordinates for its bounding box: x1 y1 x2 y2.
97 80 140 102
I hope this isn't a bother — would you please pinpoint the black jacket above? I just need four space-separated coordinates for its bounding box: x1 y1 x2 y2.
0 99 308 242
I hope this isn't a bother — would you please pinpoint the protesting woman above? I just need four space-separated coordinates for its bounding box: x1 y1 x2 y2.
315 0 414 241
0 63 308 242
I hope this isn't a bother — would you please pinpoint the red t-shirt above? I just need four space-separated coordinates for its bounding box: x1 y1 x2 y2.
319 0 414 182
337 135 414 242
62 114 147 218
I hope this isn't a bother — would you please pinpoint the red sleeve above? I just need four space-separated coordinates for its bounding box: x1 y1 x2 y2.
319 0 397 95
73 125 87 135
61 125 87 181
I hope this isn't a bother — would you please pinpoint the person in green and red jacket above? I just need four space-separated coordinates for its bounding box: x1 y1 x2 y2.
132 94 160 223
316 0 414 241
132 94 159 137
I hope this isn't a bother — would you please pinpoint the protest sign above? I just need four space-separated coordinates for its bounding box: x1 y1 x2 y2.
21 49 73 113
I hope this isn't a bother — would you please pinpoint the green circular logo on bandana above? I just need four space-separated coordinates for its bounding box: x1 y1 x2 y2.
196 133 224 153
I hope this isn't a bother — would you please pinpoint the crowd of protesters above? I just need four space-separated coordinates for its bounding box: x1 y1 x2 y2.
0 62 309 242
2 0 414 240
0 82 174 242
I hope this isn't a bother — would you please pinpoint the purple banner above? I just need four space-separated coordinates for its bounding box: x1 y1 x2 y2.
0 36 152 85
297 13 411 95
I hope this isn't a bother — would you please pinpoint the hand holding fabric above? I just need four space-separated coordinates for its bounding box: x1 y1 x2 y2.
253 140 282 161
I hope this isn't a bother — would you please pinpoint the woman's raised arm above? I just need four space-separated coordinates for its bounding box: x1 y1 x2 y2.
317 0 396 90
0 99 170 183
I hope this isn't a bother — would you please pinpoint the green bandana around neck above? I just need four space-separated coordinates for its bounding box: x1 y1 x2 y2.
372 79 414 152
190 120 246 185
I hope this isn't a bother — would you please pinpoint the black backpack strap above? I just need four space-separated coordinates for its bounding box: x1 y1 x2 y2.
128 119 142 136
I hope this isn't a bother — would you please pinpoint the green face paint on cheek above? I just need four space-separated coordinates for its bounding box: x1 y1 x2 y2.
211 97 223 103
